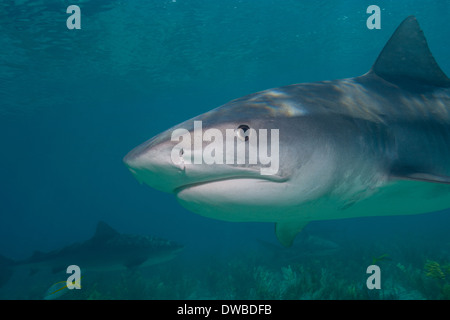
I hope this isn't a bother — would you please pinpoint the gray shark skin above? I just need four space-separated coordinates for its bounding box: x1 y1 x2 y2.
0 222 183 283
124 16 450 247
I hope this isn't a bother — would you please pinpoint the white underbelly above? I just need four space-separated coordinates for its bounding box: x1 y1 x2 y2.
310 179 450 221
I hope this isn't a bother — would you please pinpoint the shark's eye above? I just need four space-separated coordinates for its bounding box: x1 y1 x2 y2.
236 124 251 141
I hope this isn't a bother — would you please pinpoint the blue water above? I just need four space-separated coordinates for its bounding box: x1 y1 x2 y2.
2 0 450 299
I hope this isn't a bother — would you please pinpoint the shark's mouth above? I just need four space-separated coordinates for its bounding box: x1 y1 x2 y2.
173 175 288 194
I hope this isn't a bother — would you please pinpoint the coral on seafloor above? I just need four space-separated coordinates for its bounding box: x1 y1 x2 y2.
424 260 445 280
421 259 450 299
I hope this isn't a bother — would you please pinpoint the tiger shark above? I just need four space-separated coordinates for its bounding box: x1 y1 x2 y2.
124 16 450 246
0 221 183 287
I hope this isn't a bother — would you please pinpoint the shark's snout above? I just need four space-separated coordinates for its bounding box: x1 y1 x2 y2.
123 135 186 193
123 137 154 168
123 141 153 184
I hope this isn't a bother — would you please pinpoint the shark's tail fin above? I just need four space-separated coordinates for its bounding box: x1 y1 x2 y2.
0 254 15 288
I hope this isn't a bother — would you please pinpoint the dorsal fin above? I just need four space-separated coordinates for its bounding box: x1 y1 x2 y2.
371 16 450 87
92 221 119 242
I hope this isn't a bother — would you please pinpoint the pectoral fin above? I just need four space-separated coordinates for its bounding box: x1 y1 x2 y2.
275 220 309 247
395 172 450 184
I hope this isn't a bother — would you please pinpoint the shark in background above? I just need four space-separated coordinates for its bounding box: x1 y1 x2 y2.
124 16 450 247
0 222 183 289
